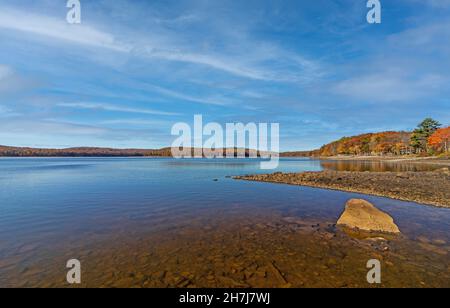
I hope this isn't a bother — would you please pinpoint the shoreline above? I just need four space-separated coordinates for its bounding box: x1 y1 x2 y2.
317 156 450 166
234 169 450 209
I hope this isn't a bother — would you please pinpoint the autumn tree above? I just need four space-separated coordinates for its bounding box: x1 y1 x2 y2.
410 118 441 153
428 127 450 153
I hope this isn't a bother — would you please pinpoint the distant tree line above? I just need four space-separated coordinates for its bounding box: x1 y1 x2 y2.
0 146 272 158
1 118 448 158
0 146 174 157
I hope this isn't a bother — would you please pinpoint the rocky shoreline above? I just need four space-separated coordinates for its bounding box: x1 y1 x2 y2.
234 169 450 208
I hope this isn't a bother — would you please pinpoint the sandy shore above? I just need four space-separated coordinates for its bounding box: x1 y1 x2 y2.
235 169 450 208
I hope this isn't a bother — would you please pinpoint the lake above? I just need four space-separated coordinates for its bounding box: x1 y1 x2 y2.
0 158 449 287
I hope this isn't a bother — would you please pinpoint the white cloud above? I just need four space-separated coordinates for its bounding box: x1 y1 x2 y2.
100 119 172 127
333 73 448 102
331 19 450 103
0 6 321 83
0 65 12 80
0 118 171 148
0 7 131 52
0 119 107 136
58 102 179 116
144 83 235 106
387 22 450 52
0 105 11 114
0 64 35 94
424 0 450 8
144 50 270 81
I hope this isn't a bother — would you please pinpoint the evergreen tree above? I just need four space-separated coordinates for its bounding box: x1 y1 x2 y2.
410 118 441 153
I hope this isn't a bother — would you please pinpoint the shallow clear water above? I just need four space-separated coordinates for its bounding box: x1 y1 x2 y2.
0 158 449 287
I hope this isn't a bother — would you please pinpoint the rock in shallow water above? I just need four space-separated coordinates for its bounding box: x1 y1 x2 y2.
337 199 401 234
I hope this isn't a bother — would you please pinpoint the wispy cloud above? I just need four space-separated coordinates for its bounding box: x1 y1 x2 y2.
0 118 108 136
0 105 22 119
0 6 321 83
0 7 130 52
144 50 269 81
58 102 180 116
333 73 448 103
0 64 12 79
100 119 173 127
423 0 450 8
142 83 235 106
0 105 16 118
330 18 450 104
0 64 37 94
1 1 448 150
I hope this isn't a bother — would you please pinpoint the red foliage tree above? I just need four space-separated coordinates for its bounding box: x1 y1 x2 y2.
428 127 450 153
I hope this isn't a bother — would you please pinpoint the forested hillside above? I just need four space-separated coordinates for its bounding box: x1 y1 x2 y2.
315 118 448 157
0 146 173 157
0 146 270 158
318 131 413 156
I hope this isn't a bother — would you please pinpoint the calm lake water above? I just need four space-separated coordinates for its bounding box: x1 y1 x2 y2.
0 158 449 287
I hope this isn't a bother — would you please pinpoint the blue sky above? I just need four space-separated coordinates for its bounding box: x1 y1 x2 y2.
0 0 449 151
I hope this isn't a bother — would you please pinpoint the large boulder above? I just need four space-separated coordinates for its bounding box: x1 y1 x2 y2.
337 199 401 234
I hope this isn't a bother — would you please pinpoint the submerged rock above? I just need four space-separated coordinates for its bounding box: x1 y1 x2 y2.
337 199 401 234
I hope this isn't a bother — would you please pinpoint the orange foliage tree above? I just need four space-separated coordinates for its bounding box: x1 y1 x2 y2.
318 131 412 156
428 127 450 153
